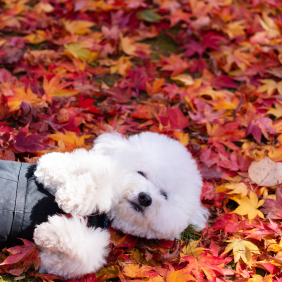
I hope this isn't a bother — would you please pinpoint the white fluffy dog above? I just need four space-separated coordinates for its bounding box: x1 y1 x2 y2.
33 132 209 278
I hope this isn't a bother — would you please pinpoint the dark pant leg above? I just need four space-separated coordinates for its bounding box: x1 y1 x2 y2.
0 160 22 249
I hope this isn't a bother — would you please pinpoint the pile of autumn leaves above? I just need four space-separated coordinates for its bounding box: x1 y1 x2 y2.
1 0 282 281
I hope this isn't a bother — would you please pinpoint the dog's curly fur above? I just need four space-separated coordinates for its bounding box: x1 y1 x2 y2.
34 132 209 278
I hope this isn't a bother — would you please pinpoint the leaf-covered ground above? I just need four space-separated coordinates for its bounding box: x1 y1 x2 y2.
1 0 282 281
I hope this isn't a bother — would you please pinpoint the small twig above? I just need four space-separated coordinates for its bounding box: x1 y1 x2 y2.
87 210 106 216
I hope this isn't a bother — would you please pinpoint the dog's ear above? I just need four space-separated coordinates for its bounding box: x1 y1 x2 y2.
92 132 127 155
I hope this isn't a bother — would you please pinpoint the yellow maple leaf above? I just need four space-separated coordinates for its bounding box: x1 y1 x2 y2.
122 264 144 278
223 238 260 263
257 79 282 96
64 43 98 62
173 132 189 146
63 20 94 35
216 183 249 198
166 268 196 282
171 74 194 86
110 56 133 76
34 2 54 13
211 96 240 110
259 13 280 38
268 146 282 162
48 130 91 152
247 274 274 282
225 20 247 38
225 49 257 72
267 238 282 253
121 263 158 279
120 35 136 56
120 35 151 57
24 30 50 44
148 276 164 282
231 191 264 219
7 86 41 112
267 103 282 119
189 0 212 16
180 240 207 259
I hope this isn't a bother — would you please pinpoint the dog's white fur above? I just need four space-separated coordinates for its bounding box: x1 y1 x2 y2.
34 132 209 278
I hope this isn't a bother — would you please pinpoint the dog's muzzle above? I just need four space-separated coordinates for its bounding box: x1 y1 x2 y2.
128 192 152 213
138 192 152 207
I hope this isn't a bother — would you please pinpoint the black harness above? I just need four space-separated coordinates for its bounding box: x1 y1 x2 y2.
0 160 108 249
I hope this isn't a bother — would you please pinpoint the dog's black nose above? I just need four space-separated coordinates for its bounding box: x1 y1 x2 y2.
138 192 152 207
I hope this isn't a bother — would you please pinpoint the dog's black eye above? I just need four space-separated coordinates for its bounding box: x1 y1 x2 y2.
137 171 146 178
161 191 168 200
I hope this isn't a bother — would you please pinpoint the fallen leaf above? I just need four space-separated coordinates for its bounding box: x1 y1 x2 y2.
63 20 94 35
180 240 207 259
64 43 98 62
182 252 225 282
166 267 196 282
7 86 41 112
137 9 162 22
261 188 282 219
248 157 282 186
14 125 53 153
231 191 264 219
216 182 249 198
223 239 260 264
43 76 80 100
0 46 24 64
171 74 194 86
1 239 40 275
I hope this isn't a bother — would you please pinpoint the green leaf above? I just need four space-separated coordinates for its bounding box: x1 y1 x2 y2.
137 9 162 22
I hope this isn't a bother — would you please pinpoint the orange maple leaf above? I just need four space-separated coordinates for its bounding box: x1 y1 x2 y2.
182 252 225 282
48 130 91 152
63 20 94 35
160 54 189 76
43 76 80 101
7 86 41 112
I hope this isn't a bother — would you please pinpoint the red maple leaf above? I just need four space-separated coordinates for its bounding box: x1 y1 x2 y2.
1 239 40 276
167 106 189 130
78 96 101 114
246 117 275 143
13 125 53 152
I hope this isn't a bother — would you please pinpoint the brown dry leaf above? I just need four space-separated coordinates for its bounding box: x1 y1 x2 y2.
248 157 282 186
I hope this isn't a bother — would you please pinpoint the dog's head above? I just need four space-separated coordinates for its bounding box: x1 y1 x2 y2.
93 132 209 240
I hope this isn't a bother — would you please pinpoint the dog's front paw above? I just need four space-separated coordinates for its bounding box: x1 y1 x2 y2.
34 215 71 253
54 172 109 216
34 214 110 278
